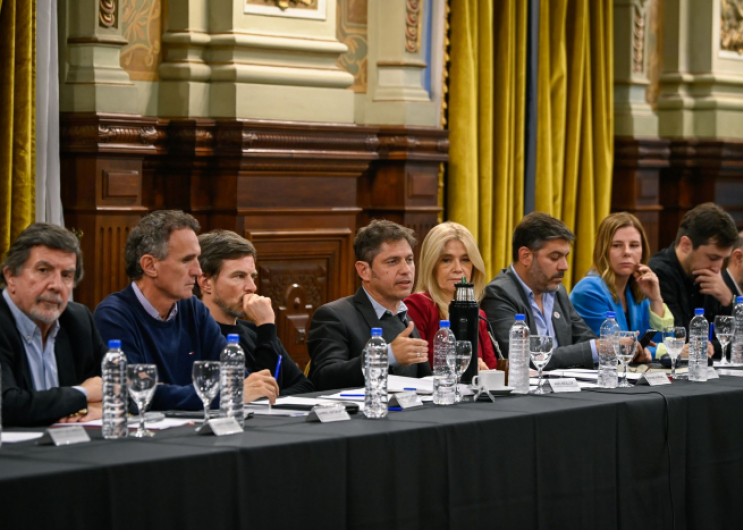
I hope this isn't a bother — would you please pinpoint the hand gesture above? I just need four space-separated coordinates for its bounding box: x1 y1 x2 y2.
693 268 734 306
242 293 276 326
634 265 662 302
389 321 429 366
80 376 103 403
243 369 280 404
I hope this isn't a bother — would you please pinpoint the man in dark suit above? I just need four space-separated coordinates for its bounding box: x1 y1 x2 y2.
723 232 743 300
0 223 106 426
481 212 650 370
308 220 432 391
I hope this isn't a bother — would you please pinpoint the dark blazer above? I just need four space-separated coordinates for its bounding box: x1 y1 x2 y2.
308 288 433 391
723 269 742 301
0 291 106 426
480 268 596 370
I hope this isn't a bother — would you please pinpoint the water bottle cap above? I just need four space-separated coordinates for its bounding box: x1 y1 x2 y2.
108 339 121 349
439 320 450 328
737 296 743 304
227 334 240 343
515 314 525 321
694 308 704 315
606 311 616 319
371 328 383 336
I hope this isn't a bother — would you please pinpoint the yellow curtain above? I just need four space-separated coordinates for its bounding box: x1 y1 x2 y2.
0 0 36 258
448 0 526 279
536 0 613 289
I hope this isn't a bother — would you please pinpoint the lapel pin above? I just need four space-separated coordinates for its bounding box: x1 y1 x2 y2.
554 312 560 319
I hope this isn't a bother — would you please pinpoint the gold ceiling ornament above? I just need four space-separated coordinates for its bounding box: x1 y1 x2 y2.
99 0 116 28
632 0 649 73
405 0 422 53
721 0 743 54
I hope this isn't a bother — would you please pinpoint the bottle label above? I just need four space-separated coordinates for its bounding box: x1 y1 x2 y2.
548 378 581 393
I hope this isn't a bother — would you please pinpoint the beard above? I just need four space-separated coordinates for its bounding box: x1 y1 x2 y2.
214 293 246 320
29 294 65 323
527 261 564 294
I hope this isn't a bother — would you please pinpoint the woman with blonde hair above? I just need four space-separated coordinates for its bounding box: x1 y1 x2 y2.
405 222 497 370
570 212 674 360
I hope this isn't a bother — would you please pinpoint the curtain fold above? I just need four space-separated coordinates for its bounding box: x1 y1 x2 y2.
535 0 613 289
0 0 36 257
448 0 526 279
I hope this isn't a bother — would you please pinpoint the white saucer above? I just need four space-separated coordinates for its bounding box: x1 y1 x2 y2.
487 386 515 396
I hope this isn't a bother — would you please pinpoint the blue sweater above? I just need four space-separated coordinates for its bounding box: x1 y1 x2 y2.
94 284 226 410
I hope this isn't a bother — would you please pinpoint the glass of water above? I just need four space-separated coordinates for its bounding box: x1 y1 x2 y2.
529 335 554 394
614 331 637 387
447 341 472 402
663 327 686 380
714 316 734 366
127 364 158 438
192 361 220 428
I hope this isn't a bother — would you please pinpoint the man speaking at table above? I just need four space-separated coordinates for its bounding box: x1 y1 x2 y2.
0 223 105 426
196 229 313 395
94 210 279 410
308 219 431 391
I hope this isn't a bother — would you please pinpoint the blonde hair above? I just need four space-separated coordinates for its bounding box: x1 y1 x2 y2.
592 212 651 304
414 222 488 318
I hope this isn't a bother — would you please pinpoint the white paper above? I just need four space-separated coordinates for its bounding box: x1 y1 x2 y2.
716 369 743 377
549 369 644 381
252 396 338 407
245 405 309 417
1 432 44 443
50 418 193 431
387 375 433 394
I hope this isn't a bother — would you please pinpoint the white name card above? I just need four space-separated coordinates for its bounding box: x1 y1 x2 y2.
643 372 671 386
306 404 351 423
198 417 243 436
389 391 423 409
37 426 90 446
548 378 581 393
707 368 720 379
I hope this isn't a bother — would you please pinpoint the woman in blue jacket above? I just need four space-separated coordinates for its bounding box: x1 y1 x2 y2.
570 212 674 359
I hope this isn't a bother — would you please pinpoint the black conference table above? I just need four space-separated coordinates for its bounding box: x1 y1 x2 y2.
2 376 743 530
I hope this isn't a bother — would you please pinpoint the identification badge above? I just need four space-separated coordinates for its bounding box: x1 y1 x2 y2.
37 426 91 446
707 368 720 379
643 372 671 386
306 404 351 423
389 391 423 409
548 378 581 393
198 417 243 436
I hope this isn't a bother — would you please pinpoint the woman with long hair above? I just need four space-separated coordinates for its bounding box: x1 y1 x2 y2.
405 222 498 369
570 212 674 360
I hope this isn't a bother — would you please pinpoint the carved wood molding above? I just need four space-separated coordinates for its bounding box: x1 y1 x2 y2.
614 137 670 168
405 0 423 53
60 113 162 153
99 0 116 29
377 126 450 161
632 0 649 73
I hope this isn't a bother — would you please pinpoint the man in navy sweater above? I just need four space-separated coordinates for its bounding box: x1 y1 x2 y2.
94 210 278 411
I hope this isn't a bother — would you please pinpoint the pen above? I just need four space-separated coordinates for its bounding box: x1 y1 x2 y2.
388 407 402 411
340 394 364 397
404 387 416 391
274 355 282 380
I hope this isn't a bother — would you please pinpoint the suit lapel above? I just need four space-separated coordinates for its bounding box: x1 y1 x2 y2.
353 288 383 331
551 290 572 347
54 325 77 386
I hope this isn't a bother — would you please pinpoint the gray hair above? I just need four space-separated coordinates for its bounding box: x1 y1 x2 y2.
1 223 84 286
125 210 200 280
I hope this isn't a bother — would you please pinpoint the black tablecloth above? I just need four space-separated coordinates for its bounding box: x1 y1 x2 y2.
2 377 743 530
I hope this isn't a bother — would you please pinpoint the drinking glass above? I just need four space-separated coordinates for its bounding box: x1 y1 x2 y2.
127 364 158 438
663 327 687 380
714 316 734 366
614 331 637 387
192 361 220 428
529 335 554 394
447 341 472 402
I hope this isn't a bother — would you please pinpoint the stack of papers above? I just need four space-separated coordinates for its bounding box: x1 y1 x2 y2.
1 432 44 443
50 418 194 430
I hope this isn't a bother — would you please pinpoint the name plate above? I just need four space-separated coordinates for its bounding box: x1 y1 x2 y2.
197 417 243 436
548 378 581 393
37 426 90 446
707 368 720 379
643 372 671 386
388 391 423 409
305 404 351 423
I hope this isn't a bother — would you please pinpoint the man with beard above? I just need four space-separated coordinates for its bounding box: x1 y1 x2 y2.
481 212 649 369
649 203 738 361
0 223 106 426
95 211 278 410
196 230 312 395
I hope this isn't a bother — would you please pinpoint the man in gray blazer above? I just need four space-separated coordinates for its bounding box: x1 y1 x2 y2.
481 212 598 370
308 220 432 391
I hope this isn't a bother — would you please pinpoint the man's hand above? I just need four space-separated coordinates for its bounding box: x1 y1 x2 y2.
477 358 489 371
242 294 276 326
389 321 429 366
56 402 103 424
244 369 280 404
632 344 652 363
80 376 103 403
694 268 734 306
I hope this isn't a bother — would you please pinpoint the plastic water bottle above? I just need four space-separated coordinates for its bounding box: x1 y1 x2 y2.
732 296 743 364
432 320 456 405
363 328 388 419
689 308 709 382
509 314 530 394
598 312 619 388
102 339 128 439
220 334 246 426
